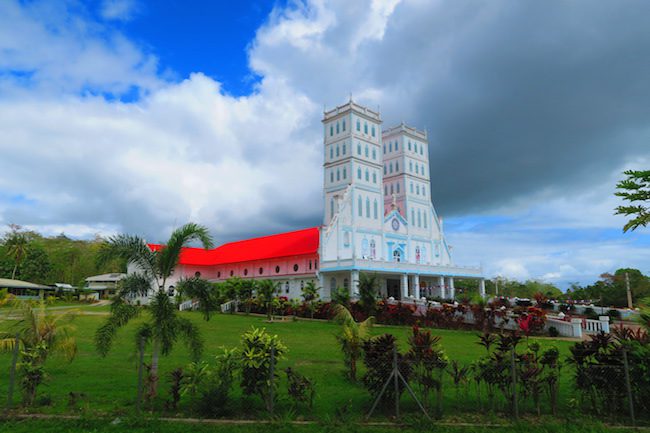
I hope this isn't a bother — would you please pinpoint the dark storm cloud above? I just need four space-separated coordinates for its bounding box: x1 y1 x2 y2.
375 1 650 216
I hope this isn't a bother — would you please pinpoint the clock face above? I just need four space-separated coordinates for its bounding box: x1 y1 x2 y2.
391 218 400 231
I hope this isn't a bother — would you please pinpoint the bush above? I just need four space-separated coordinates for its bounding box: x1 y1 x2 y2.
285 367 315 410
183 348 239 417
583 307 598 320
240 327 286 411
607 309 621 320
548 326 559 337
362 334 411 406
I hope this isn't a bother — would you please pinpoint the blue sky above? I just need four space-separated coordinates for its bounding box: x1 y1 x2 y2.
0 0 649 289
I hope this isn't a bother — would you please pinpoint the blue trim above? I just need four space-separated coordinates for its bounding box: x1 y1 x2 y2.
356 228 383 235
385 233 408 241
319 265 481 278
384 209 408 225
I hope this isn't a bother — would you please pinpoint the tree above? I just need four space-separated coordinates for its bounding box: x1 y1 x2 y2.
256 279 278 321
239 279 256 315
615 169 650 232
301 281 320 319
0 301 77 405
94 222 213 400
332 304 374 381
357 273 379 316
177 276 219 321
3 225 30 280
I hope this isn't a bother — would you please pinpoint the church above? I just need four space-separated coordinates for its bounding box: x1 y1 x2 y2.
143 99 484 301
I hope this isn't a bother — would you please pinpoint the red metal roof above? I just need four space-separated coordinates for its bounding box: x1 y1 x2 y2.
148 227 320 266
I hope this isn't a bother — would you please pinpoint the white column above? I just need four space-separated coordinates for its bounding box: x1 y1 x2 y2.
318 273 326 300
413 274 420 299
479 278 486 299
351 270 359 298
448 277 455 300
401 274 409 300
438 276 445 299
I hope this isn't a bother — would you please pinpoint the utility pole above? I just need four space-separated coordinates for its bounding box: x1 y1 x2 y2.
625 272 633 310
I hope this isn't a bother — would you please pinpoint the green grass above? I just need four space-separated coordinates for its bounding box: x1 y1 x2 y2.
0 310 603 423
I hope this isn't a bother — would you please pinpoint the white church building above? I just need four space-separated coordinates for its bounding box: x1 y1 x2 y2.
144 99 484 300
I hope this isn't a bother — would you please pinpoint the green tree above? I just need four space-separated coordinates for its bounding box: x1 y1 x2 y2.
94 222 213 400
239 279 256 315
357 273 379 316
332 304 374 381
301 280 320 319
256 279 278 321
177 276 219 321
615 169 650 232
3 225 30 280
0 301 77 405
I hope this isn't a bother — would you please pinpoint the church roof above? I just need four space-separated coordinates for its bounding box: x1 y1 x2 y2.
148 227 320 266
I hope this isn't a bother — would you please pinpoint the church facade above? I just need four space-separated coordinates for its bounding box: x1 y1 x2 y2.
139 100 484 301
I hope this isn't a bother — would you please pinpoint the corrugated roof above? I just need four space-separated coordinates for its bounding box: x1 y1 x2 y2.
0 278 53 290
149 227 320 266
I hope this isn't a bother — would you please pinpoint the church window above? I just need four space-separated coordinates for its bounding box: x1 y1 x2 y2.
244 268 248 276
330 125 333 136
396 183 400 193
372 148 376 159
358 196 363 216
410 182 414 193
365 145 369 157
372 172 376 183
364 122 368 134
336 122 339 134
424 213 428 228
343 167 347 179
418 209 422 227
337 169 340 181
409 161 413 172
396 161 399 171
416 184 420 195
366 197 370 217
275 266 280 273
342 144 346 155
357 143 361 155
336 146 339 157
342 119 346 131
415 165 419 174
370 239 376 258
365 169 369 181
383 144 386 154
390 184 394 195
395 141 398 151
330 198 334 218
373 200 378 219
330 147 333 159
389 142 392 152
408 140 411 151
330 277 336 290
393 249 401 262
293 264 299 272
371 125 375 137
385 185 388 196
356 119 360 131
259 267 263 275
230 270 234 276
330 171 334 183
357 168 362 179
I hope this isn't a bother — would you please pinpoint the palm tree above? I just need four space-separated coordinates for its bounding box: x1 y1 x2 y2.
0 301 77 405
94 222 213 400
332 304 374 381
3 226 29 280
301 281 321 319
256 279 278 321
357 272 379 316
176 276 218 321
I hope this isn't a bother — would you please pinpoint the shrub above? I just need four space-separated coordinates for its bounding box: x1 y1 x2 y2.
607 309 621 320
583 307 597 320
240 327 286 411
285 367 316 410
407 326 448 418
362 334 411 406
548 326 559 337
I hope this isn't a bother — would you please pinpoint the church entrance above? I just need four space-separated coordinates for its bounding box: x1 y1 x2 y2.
387 278 401 300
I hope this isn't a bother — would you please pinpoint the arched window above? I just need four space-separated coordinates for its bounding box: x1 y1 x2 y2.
342 119 346 131
244 268 248 276
365 145 369 157
342 144 346 155
395 141 398 151
337 169 340 181
364 122 368 134
372 172 376 183
343 167 347 179
230 270 234 277
393 249 401 262
356 120 360 131
390 184 394 195
396 183 400 193
330 198 334 218
293 264 299 272
373 200 378 219
372 149 376 159
366 197 370 217
336 122 339 134
330 171 334 183
357 168 362 179
275 266 280 273
336 146 339 157
408 140 412 151
194 271 201 278
358 196 363 216
259 267 263 275
357 143 361 155
371 125 375 137
365 169 369 181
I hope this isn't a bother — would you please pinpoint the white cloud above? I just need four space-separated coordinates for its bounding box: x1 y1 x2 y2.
100 0 138 21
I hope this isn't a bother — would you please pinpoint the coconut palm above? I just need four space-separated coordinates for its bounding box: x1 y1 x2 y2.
256 279 278 321
0 301 77 405
301 281 321 319
3 226 30 280
94 222 213 400
176 276 219 321
357 272 379 316
332 304 374 381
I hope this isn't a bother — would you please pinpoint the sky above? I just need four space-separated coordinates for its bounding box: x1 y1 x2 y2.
0 0 649 289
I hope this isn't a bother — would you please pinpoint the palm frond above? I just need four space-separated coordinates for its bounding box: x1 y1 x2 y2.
95 302 140 357
176 316 204 362
117 273 153 299
157 223 213 280
97 234 157 279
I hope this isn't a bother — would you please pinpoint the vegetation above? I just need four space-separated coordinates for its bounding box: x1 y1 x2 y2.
615 169 650 232
94 223 213 400
301 281 320 319
564 268 650 307
332 304 374 381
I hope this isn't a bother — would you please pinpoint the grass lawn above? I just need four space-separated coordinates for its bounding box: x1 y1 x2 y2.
0 310 616 425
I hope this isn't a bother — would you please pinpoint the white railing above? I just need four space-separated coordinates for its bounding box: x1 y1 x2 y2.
546 318 583 338
178 300 194 311
220 300 238 313
583 316 610 334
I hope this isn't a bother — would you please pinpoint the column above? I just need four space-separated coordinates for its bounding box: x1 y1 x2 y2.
351 270 359 298
448 277 455 300
479 278 486 299
413 274 420 299
438 276 445 299
318 273 326 300
401 274 409 300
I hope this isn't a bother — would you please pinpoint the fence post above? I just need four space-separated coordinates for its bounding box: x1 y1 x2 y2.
136 336 144 414
622 347 635 426
511 346 518 420
393 345 400 418
269 343 275 416
6 332 20 411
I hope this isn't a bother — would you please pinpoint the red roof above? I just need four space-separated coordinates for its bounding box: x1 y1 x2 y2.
148 227 320 266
